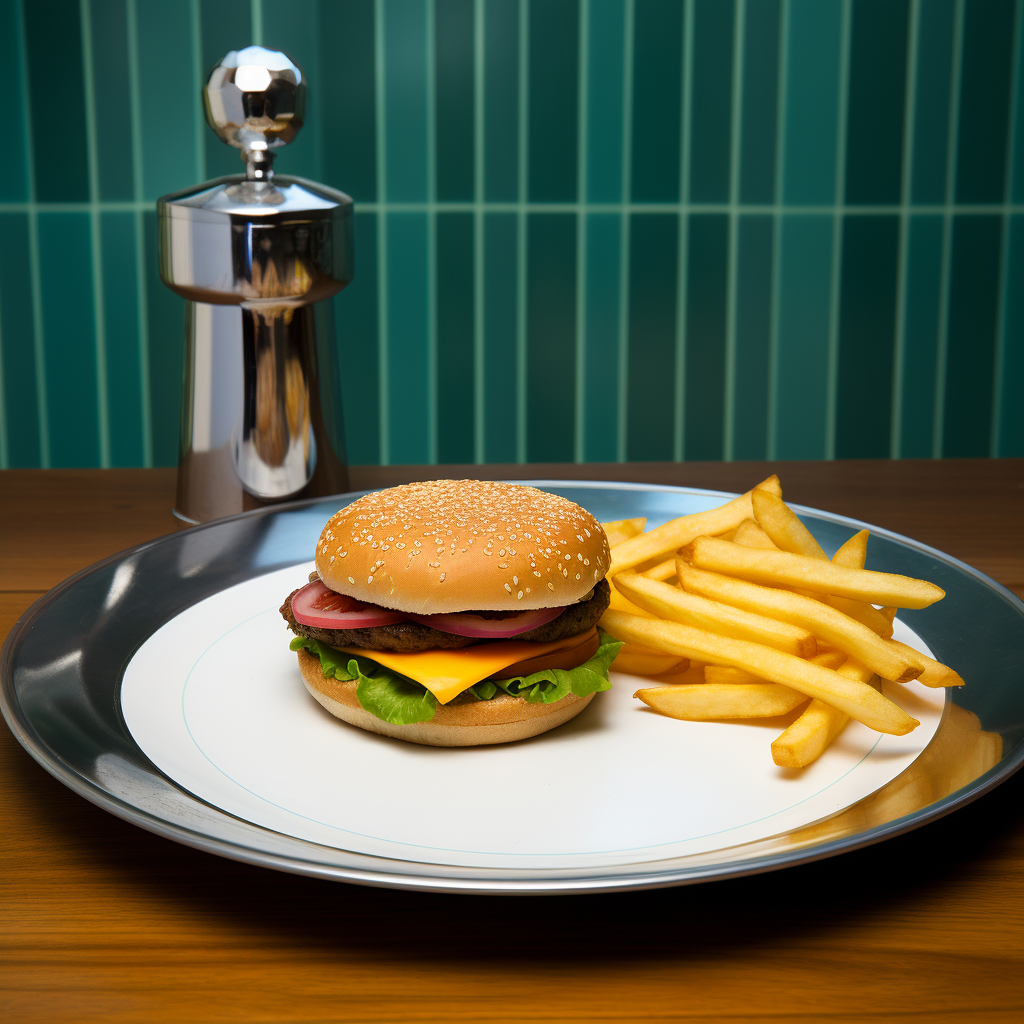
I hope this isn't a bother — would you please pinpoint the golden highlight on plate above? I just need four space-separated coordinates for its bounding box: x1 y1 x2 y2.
599 478 962 768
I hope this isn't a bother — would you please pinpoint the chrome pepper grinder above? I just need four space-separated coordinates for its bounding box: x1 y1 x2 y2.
158 46 353 523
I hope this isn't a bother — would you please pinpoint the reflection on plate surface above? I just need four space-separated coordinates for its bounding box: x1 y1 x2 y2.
1 482 1020 892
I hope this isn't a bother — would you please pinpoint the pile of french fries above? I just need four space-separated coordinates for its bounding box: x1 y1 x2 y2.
598 476 963 769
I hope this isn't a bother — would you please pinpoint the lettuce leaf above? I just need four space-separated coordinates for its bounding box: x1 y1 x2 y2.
289 630 622 726
290 636 438 724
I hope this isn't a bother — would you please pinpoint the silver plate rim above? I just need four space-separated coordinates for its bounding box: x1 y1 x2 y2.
3 479 1023 895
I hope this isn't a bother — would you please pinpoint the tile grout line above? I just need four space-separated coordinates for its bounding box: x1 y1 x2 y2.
2 199 1022 215
426 0 438 465
126 0 152 467
374 0 390 465
251 0 263 45
616 0 635 464
473 0 485 464
891 0 922 460
17 0 50 468
190 0 206 182
515 0 528 464
81 0 110 468
673 0 695 463
934 0 966 459
990 0 1024 457
825 0 852 461
767 0 791 461
573 0 589 464
723 0 747 463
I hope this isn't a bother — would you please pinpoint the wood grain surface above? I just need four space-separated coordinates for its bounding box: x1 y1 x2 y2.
2 461 1023 1023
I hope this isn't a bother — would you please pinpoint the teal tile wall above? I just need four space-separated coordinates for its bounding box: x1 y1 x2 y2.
0 0 1021 469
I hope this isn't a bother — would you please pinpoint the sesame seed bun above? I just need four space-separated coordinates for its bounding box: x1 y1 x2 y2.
314 480 610 615
296 647 595 747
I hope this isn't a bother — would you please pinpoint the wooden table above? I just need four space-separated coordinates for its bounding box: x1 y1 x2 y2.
2 460 1023 1023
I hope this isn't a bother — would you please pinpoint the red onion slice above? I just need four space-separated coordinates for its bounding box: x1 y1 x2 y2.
407 606 564 638
291 580 407 629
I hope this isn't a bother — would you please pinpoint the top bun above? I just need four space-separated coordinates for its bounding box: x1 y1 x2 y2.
315 480 610 614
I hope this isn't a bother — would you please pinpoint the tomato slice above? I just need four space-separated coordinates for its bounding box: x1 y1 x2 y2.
291 580 408 629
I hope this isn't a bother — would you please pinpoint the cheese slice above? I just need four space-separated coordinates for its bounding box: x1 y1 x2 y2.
339 633 590 705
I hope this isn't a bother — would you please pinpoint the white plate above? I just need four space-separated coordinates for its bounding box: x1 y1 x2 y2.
122 563 944 872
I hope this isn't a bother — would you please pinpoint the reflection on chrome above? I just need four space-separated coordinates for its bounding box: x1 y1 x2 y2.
785 704 1003 847
159 46 351 523
103 561 136 611
17 649 83 694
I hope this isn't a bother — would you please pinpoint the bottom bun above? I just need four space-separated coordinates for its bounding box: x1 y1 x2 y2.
296 647 595 747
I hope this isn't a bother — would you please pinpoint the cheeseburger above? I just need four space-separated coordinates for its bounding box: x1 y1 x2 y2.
281 479 619 746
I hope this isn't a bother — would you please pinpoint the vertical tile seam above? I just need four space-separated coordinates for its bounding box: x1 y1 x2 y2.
825 0 853 461
934 0 966 458
81 0 110 467
673 0 695 461
617 0 635 463
723 0 747 462
991 0 1024 455
892 0 922 459
426 0 438 464
473 0 485 463
19 0 50 468
374 0 390 464
251 0 264 45
573 0 589 463
189 0 205 182
767 0 791 461
516 0 528 463
126 0 152 467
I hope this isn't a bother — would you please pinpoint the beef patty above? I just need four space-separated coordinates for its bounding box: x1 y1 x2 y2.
281 578 610 653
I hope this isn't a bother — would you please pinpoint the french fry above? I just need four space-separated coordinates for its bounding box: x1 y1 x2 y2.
703 665 762 685
751 490 827 559
607 578 657 619
602 609 919 735
732 518 778 550
831 529 868 567
613 643 687 676
826 530 894 638
679 536 946 609
636 683 810 720
608 475 783 576
887 640 964 688
656 661 708 684
881 606 897 624
704 649 847 685
615 572 817 658
642 559 676 582
772 657 878 768
675 562 921 682
602 517 647 547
